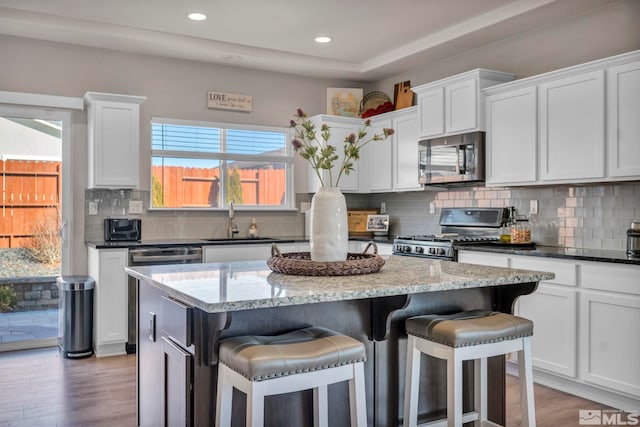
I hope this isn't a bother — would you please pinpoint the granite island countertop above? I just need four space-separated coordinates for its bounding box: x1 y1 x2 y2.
125 255 554 313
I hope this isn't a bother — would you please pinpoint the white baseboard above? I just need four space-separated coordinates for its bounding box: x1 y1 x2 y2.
94 342 126 357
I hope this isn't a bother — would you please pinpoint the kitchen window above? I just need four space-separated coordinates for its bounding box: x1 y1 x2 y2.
151 117 294 210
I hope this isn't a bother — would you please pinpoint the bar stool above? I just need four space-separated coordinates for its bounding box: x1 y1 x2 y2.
403 310 535 427
215 326 367 427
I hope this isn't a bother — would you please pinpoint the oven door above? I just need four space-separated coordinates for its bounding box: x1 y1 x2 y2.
419 132 484 185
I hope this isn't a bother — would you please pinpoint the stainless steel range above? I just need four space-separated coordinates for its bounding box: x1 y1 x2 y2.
393 207 509 261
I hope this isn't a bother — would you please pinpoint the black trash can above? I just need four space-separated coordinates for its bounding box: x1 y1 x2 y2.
57 276 95 358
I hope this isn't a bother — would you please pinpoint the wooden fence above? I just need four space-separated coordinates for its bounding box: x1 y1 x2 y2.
152 166 285 208
0 160 61 248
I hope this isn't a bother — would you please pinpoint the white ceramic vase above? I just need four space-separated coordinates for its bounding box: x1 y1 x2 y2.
309 186 348 262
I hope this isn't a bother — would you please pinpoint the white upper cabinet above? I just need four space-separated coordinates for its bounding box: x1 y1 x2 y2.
483 49 640 186
85 92 146 189
413 69 514 140
365 107 421 193
445 78 477 133
307 115 361 193
392 109 421 191
363 117 393 192
607 60 640 177
539 70 605 181
485 86 538 185
416 87 444 137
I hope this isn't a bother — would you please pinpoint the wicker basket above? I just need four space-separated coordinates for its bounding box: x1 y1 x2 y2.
267 242 385 276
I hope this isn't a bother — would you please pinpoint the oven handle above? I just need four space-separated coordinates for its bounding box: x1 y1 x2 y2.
130 247 203 264
131 253 203 264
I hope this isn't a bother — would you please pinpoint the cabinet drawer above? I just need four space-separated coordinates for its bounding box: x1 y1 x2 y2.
161 296 192 347
580 262 640 295
457 251 508 267
510 256 576 286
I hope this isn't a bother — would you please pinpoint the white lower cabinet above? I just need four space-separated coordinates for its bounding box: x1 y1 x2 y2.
516 284 577 377
457 250 640 410
203 244 273 262
203 242 308 263
457 251 508 267
203 241 388 263
579 260 640 399
579 290 640 397
87 247 129 357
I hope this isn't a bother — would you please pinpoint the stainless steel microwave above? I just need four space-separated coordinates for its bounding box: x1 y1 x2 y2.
418 131 485 185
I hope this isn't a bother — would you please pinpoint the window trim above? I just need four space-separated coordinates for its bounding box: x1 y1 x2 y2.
150 116 295 211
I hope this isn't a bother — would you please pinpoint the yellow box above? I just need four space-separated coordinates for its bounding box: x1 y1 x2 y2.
347 210 378 233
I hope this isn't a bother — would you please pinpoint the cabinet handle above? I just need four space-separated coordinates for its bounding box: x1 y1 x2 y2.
148 312 156 342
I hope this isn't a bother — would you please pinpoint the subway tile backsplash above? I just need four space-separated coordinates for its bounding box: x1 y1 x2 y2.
366 181 640 251
86 181 640 251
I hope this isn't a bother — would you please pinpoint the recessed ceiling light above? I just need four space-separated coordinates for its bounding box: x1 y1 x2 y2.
187 12 207 21
314 36 332 44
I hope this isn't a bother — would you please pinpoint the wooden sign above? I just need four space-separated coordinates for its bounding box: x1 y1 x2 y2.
207 91 253 112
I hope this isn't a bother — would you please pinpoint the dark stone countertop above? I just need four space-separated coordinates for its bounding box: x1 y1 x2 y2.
86 235 395 249
457 244 640 265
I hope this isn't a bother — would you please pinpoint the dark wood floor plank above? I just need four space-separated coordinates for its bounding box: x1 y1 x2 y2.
0 346 619 427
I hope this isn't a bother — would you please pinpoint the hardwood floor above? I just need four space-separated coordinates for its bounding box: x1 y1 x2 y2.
0 347 136 427
0 346 616 426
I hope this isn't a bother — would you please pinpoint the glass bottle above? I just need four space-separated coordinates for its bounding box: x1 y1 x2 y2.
500 207 515 243
511 215 532 244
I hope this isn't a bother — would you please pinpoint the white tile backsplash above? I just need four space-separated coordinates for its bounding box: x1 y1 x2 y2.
86 181 640 250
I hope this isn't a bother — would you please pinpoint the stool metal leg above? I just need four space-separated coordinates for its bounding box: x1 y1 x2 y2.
518 337 536 427
313 385 329 427
403 335 421 427
349 362 367 427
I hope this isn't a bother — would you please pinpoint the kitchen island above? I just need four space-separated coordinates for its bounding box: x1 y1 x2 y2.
126 255 553 427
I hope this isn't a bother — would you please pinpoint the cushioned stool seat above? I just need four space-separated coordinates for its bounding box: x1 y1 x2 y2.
403 310 536 427
216 326 367 427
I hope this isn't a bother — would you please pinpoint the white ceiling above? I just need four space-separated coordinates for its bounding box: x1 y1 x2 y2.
0 0 621 81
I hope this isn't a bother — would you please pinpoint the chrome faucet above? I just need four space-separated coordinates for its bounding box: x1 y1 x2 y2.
228 202 239 238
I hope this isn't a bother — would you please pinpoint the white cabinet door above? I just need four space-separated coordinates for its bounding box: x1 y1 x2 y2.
446 78 477 134
308 116 360 193
393 112 421 191
579 290 640 397
516 283 577 377
365 118 393 192
88 247 128 356
607 60 640 178
417 87 444 138
539 71 605 181
485 87 537 185
85 92 145 188
510 256 578 376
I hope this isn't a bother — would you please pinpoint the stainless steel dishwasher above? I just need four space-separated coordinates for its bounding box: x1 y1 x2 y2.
127 246 203 353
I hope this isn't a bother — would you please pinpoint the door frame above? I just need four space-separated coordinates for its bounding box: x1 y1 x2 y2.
0 91 83 275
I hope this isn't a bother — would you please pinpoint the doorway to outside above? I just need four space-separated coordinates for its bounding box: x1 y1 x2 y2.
0 106 70 352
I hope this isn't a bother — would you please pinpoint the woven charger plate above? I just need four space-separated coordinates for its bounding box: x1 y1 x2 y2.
267 242 385 276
